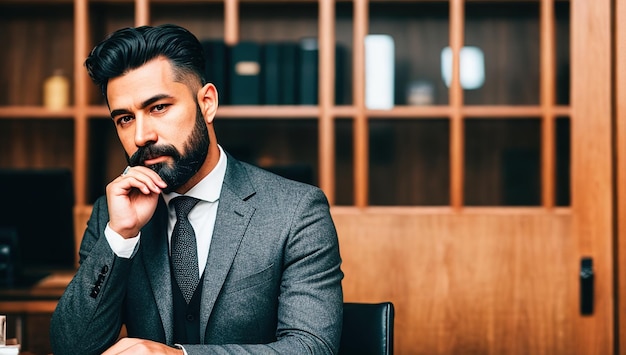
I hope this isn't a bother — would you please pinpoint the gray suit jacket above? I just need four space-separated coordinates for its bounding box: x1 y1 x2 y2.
50 154 344 354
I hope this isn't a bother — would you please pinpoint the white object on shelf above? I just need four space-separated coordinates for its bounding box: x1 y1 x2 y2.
365 34 395 110
441 46 485 90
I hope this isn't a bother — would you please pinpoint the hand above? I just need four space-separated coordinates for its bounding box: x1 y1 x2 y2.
101 338 184 355
107 166 167 238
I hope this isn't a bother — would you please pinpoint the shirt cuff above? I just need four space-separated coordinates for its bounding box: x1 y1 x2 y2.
104 223 141 258
174 344 188 355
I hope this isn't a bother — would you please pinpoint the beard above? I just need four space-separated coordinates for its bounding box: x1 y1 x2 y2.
127 106 210 193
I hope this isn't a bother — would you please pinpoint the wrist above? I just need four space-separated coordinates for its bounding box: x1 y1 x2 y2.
104 223 141 258
108 222 140 239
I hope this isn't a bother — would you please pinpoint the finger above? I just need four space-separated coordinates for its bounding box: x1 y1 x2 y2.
102 338 136 355
117 169 165 194
109 175 156 196
121 166 167 189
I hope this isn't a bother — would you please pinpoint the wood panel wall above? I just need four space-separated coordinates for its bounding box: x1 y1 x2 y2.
333 208 574 355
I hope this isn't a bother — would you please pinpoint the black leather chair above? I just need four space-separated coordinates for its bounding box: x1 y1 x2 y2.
339 302 395 355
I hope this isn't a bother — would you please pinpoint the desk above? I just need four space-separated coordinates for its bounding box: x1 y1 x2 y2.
0 271 73 311
0 272 73 355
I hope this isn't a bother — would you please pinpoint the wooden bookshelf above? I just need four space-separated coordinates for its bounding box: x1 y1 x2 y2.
0 1 617 354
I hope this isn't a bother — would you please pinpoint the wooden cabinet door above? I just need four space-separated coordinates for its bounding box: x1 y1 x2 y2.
615 0 626 353
333 0 613 354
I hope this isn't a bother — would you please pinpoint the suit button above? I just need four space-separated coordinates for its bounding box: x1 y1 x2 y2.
186 314 195 322
101 265 109 274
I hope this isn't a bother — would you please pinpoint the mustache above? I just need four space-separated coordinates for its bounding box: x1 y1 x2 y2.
128 144 181 167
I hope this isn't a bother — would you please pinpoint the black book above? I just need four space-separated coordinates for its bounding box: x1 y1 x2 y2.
298 38 318 105
335 43 347 105
229 41 262 105
262 42 281 105
280 42 299 105
201 40 228 104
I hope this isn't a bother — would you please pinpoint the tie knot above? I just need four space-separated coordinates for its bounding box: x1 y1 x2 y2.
171 196 200 218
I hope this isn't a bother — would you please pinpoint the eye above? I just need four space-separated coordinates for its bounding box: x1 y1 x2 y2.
152 103 169 113
116 115 134 127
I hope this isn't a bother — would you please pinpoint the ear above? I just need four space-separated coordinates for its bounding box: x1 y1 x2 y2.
197 83 218 124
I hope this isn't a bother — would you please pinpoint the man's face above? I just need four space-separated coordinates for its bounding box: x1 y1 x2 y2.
107 57 209 193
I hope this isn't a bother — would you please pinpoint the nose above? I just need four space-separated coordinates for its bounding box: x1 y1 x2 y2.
134 116 158 147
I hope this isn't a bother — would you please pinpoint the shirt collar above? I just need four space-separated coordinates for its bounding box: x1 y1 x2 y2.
162 144 227 206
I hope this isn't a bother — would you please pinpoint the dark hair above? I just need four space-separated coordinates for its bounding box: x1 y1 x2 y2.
85 24 206 97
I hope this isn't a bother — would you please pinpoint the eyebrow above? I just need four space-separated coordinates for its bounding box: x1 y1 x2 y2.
110 94 174 119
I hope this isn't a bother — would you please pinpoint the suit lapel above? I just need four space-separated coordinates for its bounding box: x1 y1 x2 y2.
199 156 256 343
141 198 175 344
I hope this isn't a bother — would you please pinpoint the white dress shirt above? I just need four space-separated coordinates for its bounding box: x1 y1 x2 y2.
105 145 228 280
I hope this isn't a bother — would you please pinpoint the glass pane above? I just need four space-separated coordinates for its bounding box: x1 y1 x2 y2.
88 3 135 106
464 2 540 105
465 119 541 206
555 1 570 105
369 119 450 206
0 119 74 170
0 3 74 106
335 118 354 206
217 119 318 186
336 2 354 106
223 2 319 105
239 2 317 43
556 117 570 206
152 2 224 39
369 2 449 106
89 2 133 39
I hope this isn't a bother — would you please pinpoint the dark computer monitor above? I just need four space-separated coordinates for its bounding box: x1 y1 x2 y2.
0 168 76 286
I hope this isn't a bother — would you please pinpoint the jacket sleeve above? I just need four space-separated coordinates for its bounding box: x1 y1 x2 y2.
50 196 132 355
184 187 344 355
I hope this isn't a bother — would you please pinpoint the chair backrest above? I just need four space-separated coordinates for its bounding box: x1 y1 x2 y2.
339 302 395 355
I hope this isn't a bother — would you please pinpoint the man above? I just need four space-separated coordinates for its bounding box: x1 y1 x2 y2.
50 24 343 355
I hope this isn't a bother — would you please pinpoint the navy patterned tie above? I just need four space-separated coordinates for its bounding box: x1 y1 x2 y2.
170 196 201 304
